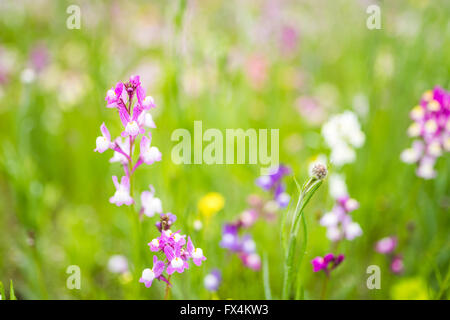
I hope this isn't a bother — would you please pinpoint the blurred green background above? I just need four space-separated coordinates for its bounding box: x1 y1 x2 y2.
0 0 448 300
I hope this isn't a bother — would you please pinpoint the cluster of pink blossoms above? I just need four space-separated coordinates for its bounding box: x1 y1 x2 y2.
140 213 206 288
319 195 362 242
375 236 403 274
401 86 450 179
94 75 162 214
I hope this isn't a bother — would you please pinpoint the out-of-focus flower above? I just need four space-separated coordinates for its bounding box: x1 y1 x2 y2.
108 255 129 274
280 25 299 57
140 186 163 218
352 93 370 119
20 68 35 83
296 96 326 125
240 252 261 271
328 173 348 200
311 253 344 275
198 192 225 218
321 111 365 167
30 43 49 73
245 54 268 90
255 164 291 208
391 278 429 300
390 255 404 274
193 219 203 231
320 195 362 242
401 87 450 179
204 269 221 292
375 236 397 254
219 224 241 252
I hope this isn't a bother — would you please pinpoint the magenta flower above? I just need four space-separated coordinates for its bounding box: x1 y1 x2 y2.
139 256 165 288
187 236 206 266
390 255 404 274
109 175 133 206
311 253 344 275
375 236 397 254
165 244 189 275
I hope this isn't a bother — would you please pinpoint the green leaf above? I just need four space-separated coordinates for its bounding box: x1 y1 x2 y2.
10 280 16 300
262 252 272 300
0 281 5 300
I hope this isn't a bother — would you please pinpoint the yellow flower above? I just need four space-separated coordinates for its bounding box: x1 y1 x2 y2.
391 278 430 300
198 192 225 218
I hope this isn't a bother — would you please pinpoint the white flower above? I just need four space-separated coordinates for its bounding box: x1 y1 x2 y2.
328 173 348 199
321 111 365 167
108 255 129 274
141 268 155 282
193 219 203 231
141 188 163 218
345 222 363 240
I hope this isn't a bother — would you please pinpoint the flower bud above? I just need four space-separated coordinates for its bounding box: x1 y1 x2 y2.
311 163 327 180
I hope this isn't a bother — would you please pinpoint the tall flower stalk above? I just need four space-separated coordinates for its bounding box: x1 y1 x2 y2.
94 75 162 293
281 163 327 299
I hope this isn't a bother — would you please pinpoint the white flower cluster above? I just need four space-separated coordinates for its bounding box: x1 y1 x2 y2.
321 111 365 166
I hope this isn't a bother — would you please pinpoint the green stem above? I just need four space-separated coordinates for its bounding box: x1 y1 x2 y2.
321 275 329 300
164 275 172 300
282 179 322 300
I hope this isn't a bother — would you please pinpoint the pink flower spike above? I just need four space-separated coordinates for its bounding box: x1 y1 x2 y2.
140 134 162 165
94 122 112 153
109 176 133 207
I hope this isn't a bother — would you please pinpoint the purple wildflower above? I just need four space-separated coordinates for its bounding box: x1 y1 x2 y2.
204 269 221 292
219 224 241 252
